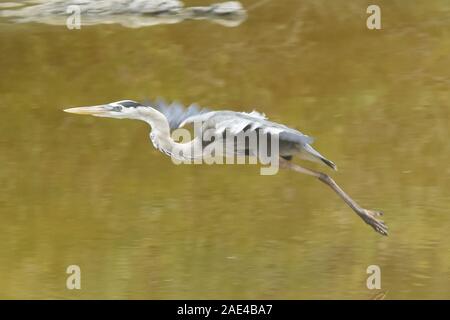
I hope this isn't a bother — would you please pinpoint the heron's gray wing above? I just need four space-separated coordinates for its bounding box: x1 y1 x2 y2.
179 110 314 158
144 98 210 130
180 109 335 167
193 111 314 145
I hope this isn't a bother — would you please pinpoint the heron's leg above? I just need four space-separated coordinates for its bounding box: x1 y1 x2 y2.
279 158 388 236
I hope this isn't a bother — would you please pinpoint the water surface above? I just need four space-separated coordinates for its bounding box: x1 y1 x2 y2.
0 0 449 299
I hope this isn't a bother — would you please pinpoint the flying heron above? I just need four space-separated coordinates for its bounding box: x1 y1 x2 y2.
64 99 388 236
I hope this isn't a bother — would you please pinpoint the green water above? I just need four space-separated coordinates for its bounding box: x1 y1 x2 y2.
0 0 449 299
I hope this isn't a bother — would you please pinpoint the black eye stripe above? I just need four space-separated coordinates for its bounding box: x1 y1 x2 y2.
119 101 141 108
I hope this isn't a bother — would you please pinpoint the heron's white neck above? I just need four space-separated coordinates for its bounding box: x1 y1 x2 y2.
136 107 201 160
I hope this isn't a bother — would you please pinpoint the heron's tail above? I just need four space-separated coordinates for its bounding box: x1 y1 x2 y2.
299 144 337 171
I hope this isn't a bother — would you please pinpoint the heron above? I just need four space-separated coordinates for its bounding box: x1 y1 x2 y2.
64 99 388 236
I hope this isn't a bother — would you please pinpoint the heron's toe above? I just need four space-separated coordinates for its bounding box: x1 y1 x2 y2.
363 209 389 236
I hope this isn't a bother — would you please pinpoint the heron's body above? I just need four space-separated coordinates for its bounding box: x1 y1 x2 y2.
145 99 336 169
64 99 387 236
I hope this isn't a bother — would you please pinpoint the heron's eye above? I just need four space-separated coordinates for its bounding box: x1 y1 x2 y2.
111 106 122 112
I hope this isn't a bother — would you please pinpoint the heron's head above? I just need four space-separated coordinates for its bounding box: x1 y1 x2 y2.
64 100 147 119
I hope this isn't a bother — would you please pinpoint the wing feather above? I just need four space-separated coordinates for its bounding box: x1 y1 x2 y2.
144 98 210 130
201 111 314 146
145 100 313 147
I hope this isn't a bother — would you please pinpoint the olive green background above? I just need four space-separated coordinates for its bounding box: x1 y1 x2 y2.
0 0 449 299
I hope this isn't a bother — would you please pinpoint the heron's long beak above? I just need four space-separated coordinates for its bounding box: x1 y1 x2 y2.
63 104 110 116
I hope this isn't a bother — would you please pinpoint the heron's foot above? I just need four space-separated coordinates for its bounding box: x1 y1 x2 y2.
359 209 388 236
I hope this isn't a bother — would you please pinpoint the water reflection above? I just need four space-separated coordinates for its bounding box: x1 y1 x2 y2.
0 0 247 27
0 0 449 299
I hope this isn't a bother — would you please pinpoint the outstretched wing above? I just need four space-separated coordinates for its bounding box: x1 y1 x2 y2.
144 98 210 130
180 110 314 146
151 102 334 168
